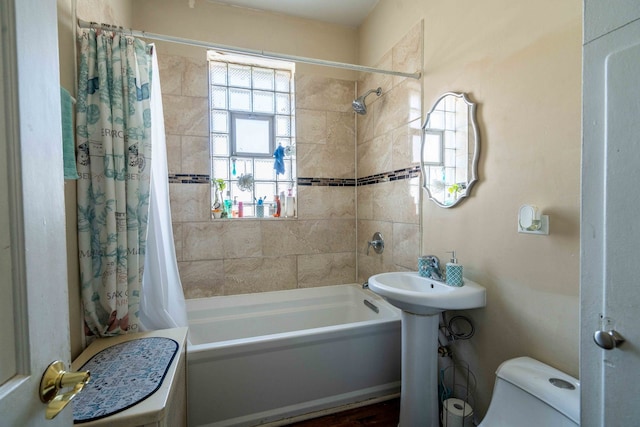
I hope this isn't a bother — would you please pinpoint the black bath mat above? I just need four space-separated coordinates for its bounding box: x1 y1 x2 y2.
73 337 178 423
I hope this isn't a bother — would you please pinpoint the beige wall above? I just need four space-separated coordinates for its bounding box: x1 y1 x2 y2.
360 0 582 420
356 23 424 283
132 0 358 80
58 0 82 361
76 0 133 26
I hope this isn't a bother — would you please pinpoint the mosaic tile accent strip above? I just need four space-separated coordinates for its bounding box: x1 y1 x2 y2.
357 166 421 186
168 173 210 184
73 337 178 423
169 166 419 187
297 177 356 187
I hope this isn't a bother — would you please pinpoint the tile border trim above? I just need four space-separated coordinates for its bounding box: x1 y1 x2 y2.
297 177 356 187
168 166 420 187
355 165 421 186
168 174 210 184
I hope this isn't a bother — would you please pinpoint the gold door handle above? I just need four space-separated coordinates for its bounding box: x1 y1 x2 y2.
39 360 90 420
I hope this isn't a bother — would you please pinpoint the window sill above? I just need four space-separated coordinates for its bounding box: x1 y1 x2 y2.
211 216 297 221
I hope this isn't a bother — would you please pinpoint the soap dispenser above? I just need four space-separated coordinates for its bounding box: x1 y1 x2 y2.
445 251 464 287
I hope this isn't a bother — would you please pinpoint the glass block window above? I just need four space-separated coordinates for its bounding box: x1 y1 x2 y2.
208 51 296 219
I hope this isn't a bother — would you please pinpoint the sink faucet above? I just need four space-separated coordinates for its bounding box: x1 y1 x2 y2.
421 255 445 282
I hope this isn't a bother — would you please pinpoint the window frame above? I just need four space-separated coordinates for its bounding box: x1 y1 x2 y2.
208 51 296 219
230 112 275 158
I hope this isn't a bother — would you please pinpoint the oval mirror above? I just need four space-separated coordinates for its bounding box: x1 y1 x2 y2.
420 92 479 208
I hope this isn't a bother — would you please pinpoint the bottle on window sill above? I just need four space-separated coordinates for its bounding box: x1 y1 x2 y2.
285 188 295 218
274 195 281 217
224 191 232 217
232 196 238 218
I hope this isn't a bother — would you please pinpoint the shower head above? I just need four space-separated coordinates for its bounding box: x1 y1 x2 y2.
352 87 382 115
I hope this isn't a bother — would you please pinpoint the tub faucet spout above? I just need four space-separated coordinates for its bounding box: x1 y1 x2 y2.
422 255 445 282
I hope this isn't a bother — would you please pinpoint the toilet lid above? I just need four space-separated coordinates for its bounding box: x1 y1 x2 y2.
72 337 178 423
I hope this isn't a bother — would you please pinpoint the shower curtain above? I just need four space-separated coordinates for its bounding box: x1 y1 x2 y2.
139 48 188 331
77 29 187 337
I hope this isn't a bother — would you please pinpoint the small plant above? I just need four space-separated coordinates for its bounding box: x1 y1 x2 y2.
447 183 461 195
214 178 226 193
212 178 227 211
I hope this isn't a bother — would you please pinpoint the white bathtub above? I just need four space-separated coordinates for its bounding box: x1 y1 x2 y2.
186 284 402 427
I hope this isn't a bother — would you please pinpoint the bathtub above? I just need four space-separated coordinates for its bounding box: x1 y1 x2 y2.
186 284 402 427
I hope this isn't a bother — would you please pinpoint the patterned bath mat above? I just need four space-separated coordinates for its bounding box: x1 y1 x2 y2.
73 337 178 423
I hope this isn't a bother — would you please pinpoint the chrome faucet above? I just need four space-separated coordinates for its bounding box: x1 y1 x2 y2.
422 255 445 282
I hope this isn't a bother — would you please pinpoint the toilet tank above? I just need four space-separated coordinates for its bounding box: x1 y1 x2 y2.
480 357 580 427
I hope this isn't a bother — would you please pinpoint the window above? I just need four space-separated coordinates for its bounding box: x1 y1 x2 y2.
208 51 296 218
230 112 274 157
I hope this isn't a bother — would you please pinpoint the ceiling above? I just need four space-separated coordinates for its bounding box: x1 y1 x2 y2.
205 0 380 27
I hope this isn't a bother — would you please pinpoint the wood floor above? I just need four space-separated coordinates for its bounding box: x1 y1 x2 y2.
287 398 400 426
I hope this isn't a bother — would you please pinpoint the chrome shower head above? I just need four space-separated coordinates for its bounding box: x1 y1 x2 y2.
352 87 382 115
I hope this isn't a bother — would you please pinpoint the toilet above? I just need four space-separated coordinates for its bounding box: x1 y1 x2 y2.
478 357 580 426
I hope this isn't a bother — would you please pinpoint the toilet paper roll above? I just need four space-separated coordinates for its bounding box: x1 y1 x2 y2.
442 398 473 427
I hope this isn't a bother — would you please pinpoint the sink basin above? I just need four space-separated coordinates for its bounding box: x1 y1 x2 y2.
367 271 487 426
367 272 486 315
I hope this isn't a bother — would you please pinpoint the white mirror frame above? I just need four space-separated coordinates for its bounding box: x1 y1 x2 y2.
420 92 480 208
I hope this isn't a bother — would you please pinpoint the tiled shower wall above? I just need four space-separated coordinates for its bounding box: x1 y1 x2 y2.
159 53 358 298
356 23 423 283
159 22 422 297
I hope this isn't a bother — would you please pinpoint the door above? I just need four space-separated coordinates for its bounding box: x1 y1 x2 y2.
581 3 640 426
0 0 73 425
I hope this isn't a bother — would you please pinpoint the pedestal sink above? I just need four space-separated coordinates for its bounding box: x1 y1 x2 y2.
367 272 486 427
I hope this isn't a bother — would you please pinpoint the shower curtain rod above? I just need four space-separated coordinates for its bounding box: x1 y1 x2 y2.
77 19 422 80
